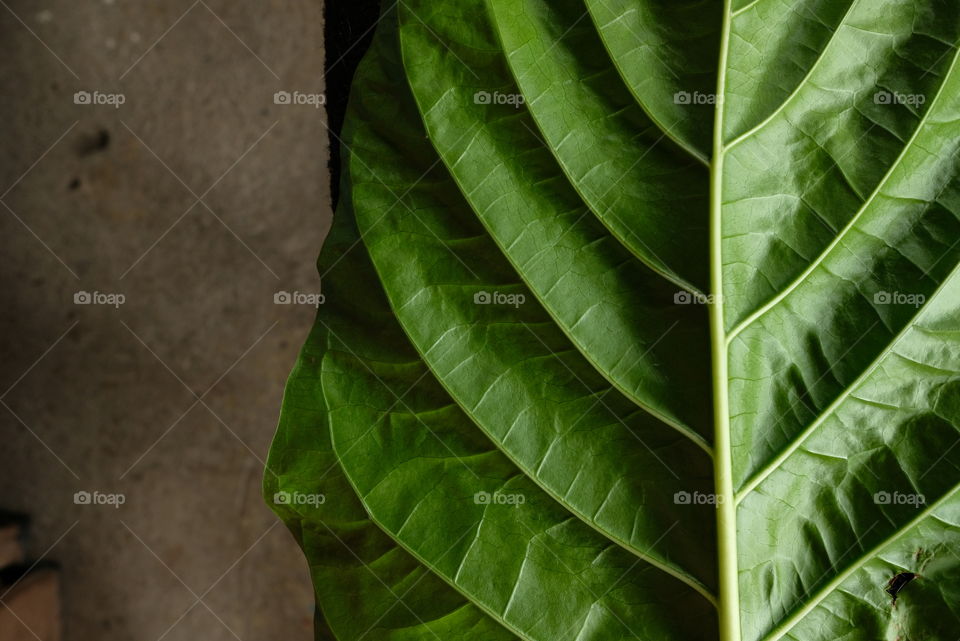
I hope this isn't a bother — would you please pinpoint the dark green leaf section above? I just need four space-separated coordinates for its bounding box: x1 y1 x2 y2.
584 0 722 159
778 502 960 641
727 36 960 487
264 197 519 640
265 4 719 638
350 0 718 595
735 270 960 641
721 2 960 639
720 0 960 328
325 342 716 641
396 0 714 442
487 0 711 291
722 0 855 139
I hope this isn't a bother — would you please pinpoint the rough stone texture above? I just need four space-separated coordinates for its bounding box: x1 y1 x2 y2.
0 1 330 639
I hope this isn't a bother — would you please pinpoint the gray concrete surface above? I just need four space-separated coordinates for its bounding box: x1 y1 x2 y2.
0 1 330 639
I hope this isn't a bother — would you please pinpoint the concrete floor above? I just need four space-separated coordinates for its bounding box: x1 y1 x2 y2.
0 1 330 639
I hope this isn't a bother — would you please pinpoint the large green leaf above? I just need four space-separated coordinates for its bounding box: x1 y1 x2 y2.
266 1 960 639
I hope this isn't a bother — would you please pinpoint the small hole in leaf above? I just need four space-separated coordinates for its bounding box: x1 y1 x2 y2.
885 572 917 604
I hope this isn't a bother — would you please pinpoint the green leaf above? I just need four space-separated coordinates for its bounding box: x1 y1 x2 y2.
266 1 960 640
265 201 519 641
